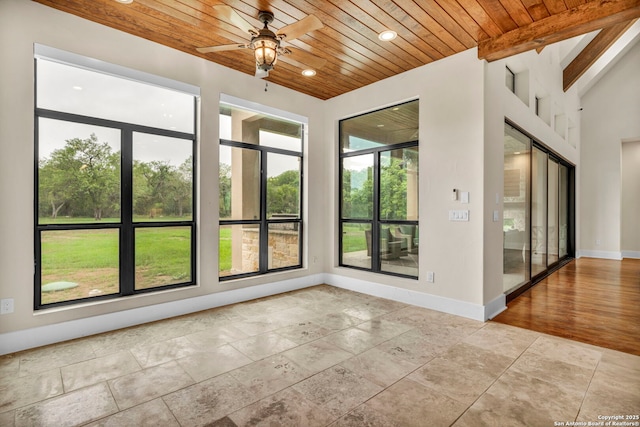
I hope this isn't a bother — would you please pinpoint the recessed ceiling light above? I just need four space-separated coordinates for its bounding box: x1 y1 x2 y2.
301 69 316 77
115 0 133 4
377 124 385 127
72 86 83 91
378 30 397 41
392 107 399 111
514 151 521 154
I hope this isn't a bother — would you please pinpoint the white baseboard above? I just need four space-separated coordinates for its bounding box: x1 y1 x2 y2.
576 250 623 260
323 273 497 322
0 274 323 356
622 250 640 259
484 293 507 320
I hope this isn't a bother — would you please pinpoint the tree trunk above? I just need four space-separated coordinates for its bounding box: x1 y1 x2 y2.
94 207 102 221
51 200 65 219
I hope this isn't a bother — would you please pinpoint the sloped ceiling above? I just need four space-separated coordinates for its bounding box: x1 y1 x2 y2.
33 0 640 100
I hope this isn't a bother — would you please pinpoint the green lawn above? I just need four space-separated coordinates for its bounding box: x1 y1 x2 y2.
40 219 193 304
342 224 369 252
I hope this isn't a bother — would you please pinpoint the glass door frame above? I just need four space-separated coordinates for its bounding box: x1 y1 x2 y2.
504 121 576 302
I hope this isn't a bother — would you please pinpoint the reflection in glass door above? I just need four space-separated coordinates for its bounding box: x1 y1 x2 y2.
547 159 559 266
532 147 548 277
503 125 531 293
559 165 569 258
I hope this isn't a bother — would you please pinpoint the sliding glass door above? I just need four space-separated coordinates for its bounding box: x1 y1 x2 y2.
503 122 574 297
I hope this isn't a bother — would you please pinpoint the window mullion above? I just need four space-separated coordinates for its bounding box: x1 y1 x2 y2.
372 151 381 272
260 149 269 273
120 130 134 296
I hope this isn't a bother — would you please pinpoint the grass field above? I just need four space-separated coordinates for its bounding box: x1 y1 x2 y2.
342 224 369 252
40 217 192 304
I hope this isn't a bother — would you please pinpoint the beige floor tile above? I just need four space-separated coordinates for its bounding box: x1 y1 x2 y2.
375 329 440 365
380 305 449 329
0 355 19 381
472 369 584 424
15 383 117 427
341 304 390 321
89 323 178 357
204 416 238 427
130 336 201 368
163 373 255 427
589 359 640 396
61 350 140 392
84 398 179 427
601 348 640 371
0 369 63 413
329 405 397 427
18 340 96 377
230 331 298 361
274 321 334 345
340 347 419 387
464 322 539 358
293 365 382 418
355 318 414 339
184 324 249 349
440 342 515 377
577 381 640 422
409 356 499 405
526 335 602 370
509 351 594 395
229 354 312 400
108 361 194 410
364 378 468 427
321 328 389 354
282 340 354 374
229 387 334 427
453 396 535 427
312 312 364 330
0 410 15 427
177 344 253 382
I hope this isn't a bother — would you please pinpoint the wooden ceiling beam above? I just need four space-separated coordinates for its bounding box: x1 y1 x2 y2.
563 19 637 91
478 0 640 62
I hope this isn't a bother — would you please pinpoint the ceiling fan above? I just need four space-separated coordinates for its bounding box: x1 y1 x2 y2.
197 5 326 78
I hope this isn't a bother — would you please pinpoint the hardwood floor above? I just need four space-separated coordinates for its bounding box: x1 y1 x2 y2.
492 257 640 356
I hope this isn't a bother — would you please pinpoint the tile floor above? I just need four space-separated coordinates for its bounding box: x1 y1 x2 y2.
1 285 639 426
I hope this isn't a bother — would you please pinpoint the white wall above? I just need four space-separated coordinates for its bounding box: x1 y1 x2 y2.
482 44 581 307
0 0 325 343
580 41 640 259
323 49 489 315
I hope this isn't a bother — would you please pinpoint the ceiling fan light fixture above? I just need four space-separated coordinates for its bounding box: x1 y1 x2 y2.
114 0 133 4
252 37 278 71
301 69 316 77
378 30 397 41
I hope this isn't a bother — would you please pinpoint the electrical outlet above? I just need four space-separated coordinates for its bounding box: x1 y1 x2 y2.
0 298 14 315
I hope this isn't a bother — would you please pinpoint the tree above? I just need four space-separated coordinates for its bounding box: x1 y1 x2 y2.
219 162 232 218
267 170 299 216
40 134 120 220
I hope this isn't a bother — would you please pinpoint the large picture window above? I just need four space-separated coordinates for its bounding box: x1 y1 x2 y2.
219 100 304 279
339 100 419 278
35 47 197 308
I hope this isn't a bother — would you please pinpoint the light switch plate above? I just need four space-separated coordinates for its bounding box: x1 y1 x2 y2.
449 210 469 221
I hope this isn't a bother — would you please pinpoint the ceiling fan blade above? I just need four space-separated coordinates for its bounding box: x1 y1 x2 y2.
213 4 258 35
276 14 323 41
196 43 249 53
281 47 327 70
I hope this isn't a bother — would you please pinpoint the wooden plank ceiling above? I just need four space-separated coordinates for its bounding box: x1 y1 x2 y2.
33 0 640 100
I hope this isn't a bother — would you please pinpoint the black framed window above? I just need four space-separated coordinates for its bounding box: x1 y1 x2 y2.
35 51 197 309
218 102 303 279
339 100 419 278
